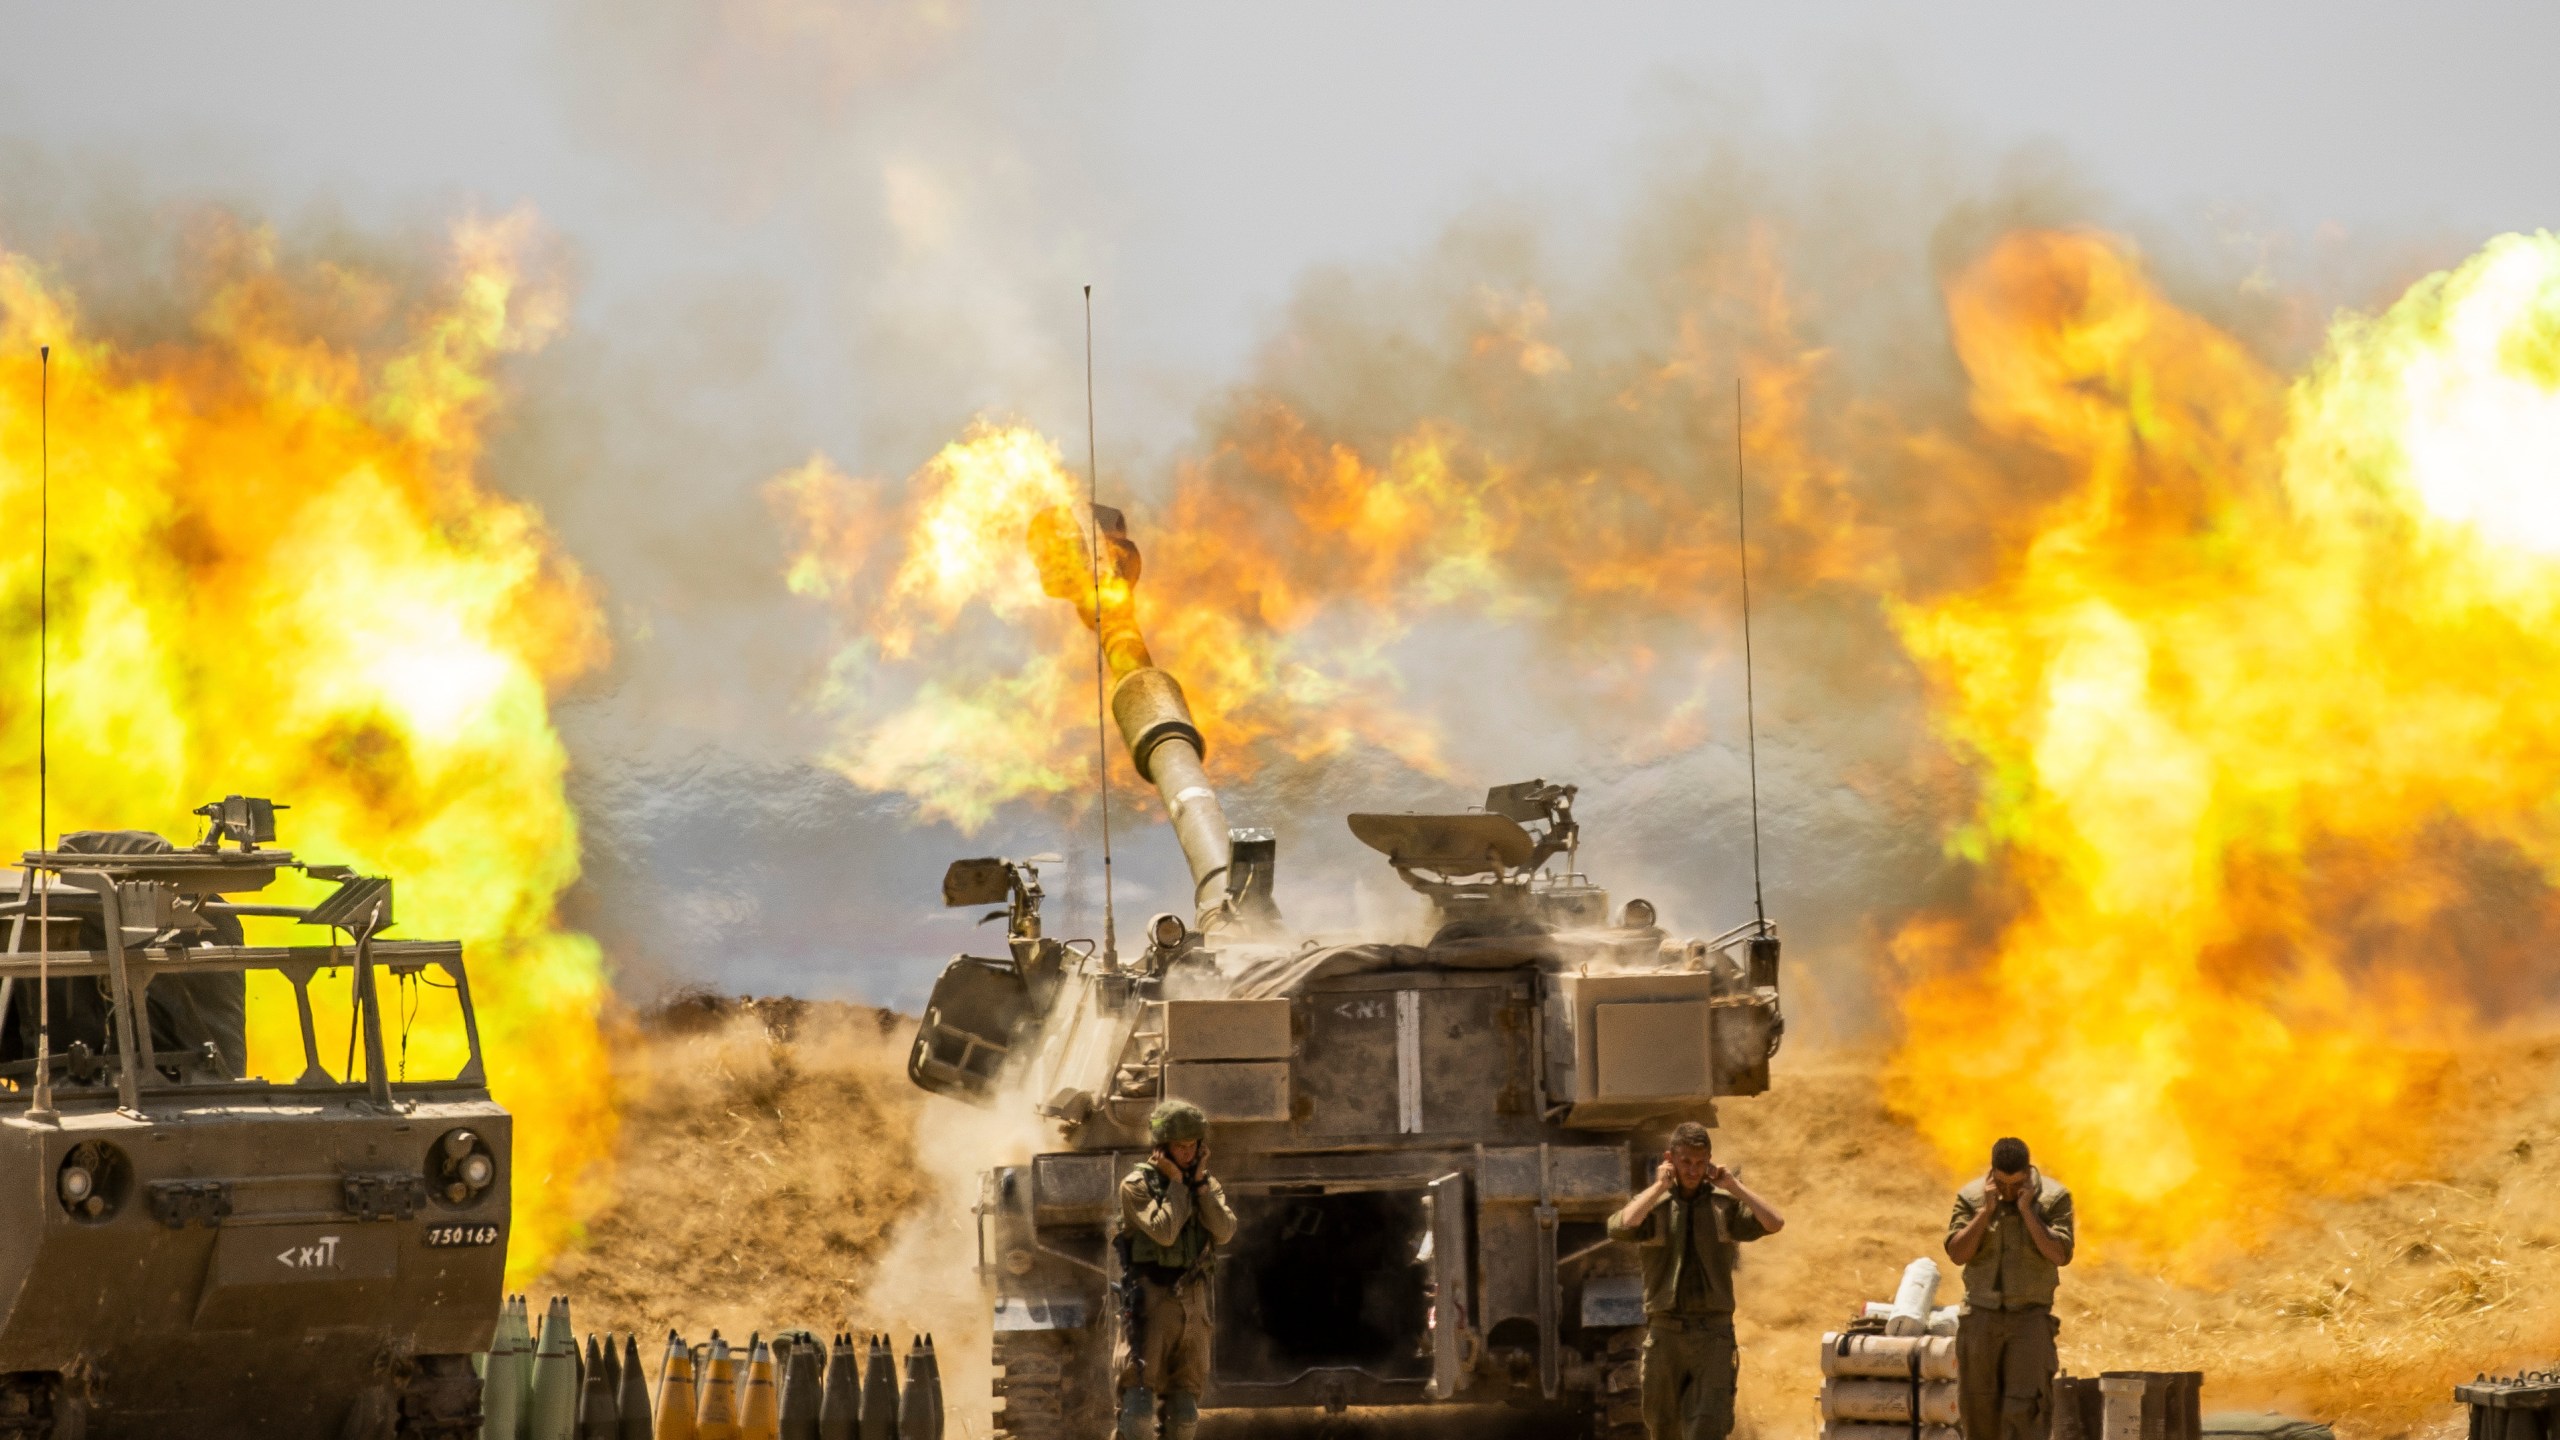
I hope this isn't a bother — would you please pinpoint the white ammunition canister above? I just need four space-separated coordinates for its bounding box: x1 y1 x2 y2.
1821 1379 1962 1425
2100 1375 2149 1440
1817 1334 1960 1382
1887 1258 1943 1337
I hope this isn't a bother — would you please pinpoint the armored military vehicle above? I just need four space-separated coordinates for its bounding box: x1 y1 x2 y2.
0 797 507 1439
909 514 1783 1438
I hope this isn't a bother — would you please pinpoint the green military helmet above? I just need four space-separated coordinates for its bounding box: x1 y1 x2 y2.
1149 1099 1208 1145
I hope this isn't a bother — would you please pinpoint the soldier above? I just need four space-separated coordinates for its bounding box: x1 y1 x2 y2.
1115 1099 1237 1440
1944 1137 2076 1440
1605 1121 1787 1440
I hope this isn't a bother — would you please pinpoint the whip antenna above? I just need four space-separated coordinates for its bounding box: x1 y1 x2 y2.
1735 377 1765 928
1085 287 1119 972
29 345 52 1124
36 345 45 854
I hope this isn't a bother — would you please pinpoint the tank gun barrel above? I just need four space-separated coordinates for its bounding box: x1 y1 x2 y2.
1032 504 1269 929
1110 666 1234 919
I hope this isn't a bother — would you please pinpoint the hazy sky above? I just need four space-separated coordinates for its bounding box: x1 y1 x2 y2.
3 1 2553 1006
7 3 2552 451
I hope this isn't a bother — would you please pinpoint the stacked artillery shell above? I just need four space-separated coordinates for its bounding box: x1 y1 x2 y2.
520 1298 542 1432
620 1334 655 1440
778 1340 824 1440
1817 1330 1960 1440
818 1334 859 1440
484 1297 528 1440
531 1297 581 1440
920 1337 942 1440
896 1339 926 1440
581 1334 621 1438
601 1336 624 1414
858 1336 898 1440
699 1333 741 1440
739 1336 780 1440
654 1332 698 1440
896 1336 945 1440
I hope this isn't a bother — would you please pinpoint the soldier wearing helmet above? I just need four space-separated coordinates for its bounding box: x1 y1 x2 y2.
1114 1099 1236 1440
1606 1121 1787 1440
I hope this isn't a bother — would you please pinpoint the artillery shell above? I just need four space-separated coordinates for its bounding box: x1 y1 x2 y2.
817 1333 858 1440
738 1336 779 1440
579 1335 620 1439
895 1337 930 1440
920 1336 940 1440
697 1332 740 1440
653 1331 698 1440
530 1297 580 1440
482 1299 524 1440
857 1336 897 1440
620 1334 655 1440
778 1340 823 1440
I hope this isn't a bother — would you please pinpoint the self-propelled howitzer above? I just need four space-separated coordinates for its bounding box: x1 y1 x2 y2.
906 509 1783 1439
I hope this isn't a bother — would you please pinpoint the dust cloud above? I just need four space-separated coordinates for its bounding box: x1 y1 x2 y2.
540 999 1057 1440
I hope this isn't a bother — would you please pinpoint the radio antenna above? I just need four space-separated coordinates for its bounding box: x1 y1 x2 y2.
29 346 52 1124
1735 377 1766 928
1085 287 1120 972
36 345 46 854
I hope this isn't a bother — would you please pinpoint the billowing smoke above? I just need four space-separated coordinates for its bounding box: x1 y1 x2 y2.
761 107 2560 1269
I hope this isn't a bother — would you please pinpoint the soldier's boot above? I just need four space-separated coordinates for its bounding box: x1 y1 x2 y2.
1117 1387 1156 1440
1161 1392 1200 1440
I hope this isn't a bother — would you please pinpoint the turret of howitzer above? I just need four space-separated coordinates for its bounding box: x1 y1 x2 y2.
906 507 1279 1102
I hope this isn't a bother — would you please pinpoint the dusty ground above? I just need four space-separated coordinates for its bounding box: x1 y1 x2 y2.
533 999 928 1342
536 1006 2560 1440
1725 1039 2560 1440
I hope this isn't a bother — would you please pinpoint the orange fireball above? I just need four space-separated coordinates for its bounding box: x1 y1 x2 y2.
0 211 612 1283
1887 230 2560 1265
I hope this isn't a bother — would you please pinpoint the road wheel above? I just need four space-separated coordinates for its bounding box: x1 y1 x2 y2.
0 1372 80 1440
993 1326 1112 1440
391 1354 480 1440
1594 1327 1645 1440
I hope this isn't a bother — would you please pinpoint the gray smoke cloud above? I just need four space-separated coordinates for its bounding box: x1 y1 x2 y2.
0 3 2491 1028
513 7 2472 1031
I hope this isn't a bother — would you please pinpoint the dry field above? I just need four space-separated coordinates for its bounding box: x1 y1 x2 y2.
538 1008 2560 1440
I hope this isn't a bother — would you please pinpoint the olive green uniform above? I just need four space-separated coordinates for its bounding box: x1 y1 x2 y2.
1946 1170 2075 1440
1606 1187 1769 1440
1116 1161 1237 1440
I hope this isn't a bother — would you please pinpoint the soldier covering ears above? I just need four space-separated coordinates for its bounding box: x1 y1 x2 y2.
1606 1121 1787 1440
1114 1099 1236 1440
1945 1136 2075 1440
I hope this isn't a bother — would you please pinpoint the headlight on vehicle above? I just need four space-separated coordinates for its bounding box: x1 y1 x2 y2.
57 1142 128 1222
429 1127 500 1209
